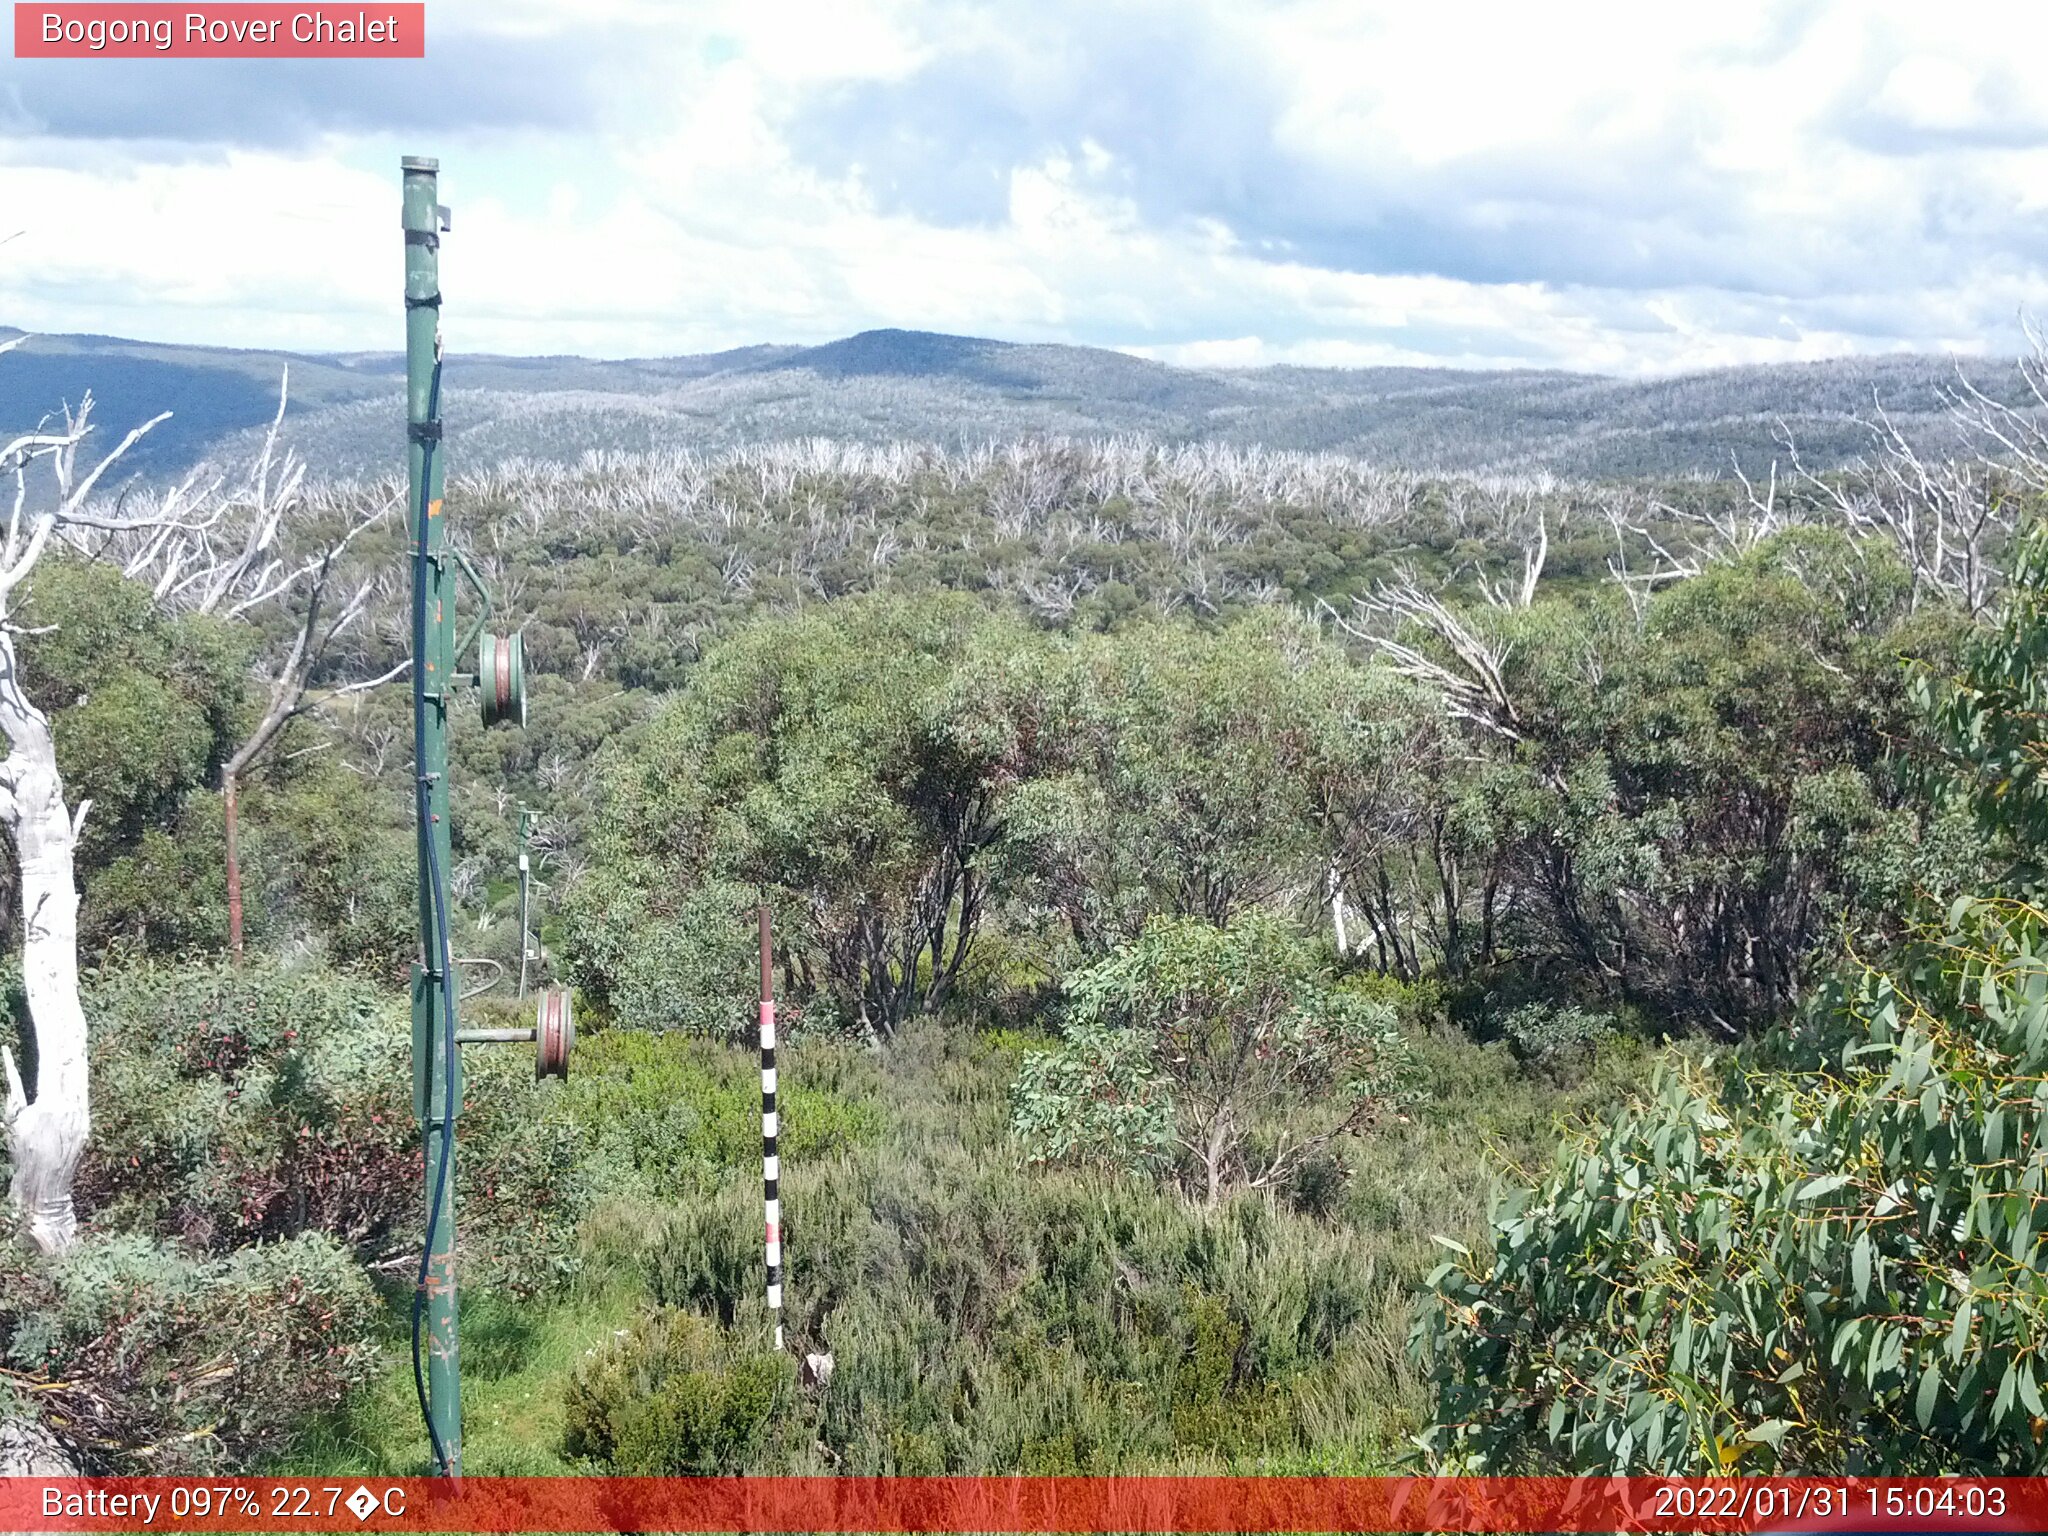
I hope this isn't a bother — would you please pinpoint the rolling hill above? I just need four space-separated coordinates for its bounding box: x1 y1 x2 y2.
0 325 2032 484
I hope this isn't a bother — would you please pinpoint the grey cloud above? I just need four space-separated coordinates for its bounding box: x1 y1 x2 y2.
791 0 1282 228
1819 36 2048 157
781 0 2036 312
0 23 670 145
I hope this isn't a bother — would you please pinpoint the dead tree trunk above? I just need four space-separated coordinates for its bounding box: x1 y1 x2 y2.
0 634 90 1254
119 376 399 962
1326 861 1350 957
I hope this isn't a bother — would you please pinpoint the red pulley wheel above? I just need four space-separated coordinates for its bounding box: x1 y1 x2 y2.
536 987 573 1079
478 632 527 729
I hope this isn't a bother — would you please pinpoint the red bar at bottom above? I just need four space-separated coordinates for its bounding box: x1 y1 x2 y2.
6 1476 2047 1533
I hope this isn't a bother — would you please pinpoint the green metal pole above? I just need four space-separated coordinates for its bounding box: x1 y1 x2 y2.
403 153 462 1477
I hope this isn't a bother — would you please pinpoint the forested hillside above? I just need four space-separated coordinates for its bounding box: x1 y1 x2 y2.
7 326 2044 484
4 342 2048 1475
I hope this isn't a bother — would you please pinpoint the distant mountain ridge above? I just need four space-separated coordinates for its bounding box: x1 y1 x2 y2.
0 325 2031 484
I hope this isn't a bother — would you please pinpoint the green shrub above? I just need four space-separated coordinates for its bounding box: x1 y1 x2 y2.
1014 911 1420 1204
1417 911 2048 1473
563 1308 798 1473
644 1183 758 1326
562 877 758 1038
80 960 412 1250
548 986 1602 1477
565 1028 882 1203
79 958 597 1292
1010 1021 1171 1176
1 1230 379 1472
1496 999 1616 1064
764 1107 1395 1470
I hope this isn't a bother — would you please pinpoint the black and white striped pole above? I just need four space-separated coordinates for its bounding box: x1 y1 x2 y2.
759 905 783 1351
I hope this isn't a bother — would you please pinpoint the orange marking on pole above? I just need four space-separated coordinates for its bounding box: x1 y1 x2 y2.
428 498 443 519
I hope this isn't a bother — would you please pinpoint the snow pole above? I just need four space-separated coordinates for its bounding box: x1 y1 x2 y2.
759 905 783 1350
516 805 533 999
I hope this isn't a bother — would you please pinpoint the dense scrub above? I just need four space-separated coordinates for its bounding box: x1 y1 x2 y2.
2 379 2041 1478
570 536 1960 1050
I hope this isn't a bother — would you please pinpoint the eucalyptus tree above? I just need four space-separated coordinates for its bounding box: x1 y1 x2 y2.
1012 909 1417 1206
568 591 1051 1039
1334 526 1943 1025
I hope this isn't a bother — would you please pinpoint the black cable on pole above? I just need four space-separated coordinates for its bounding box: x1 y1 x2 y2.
409 348 458 1478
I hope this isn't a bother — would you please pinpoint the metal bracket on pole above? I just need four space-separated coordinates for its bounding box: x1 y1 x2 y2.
450 544 494 668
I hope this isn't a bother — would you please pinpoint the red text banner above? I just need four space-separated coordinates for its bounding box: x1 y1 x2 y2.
13 4 424 57
3 1476 2046 1533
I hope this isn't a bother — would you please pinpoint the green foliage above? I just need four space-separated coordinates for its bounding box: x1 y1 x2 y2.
564 877 757 1039
79 960 412 1251
237 963 1630 1479
574 600 1448 1041
1016 912 1419 1204
1918 516 2048 892
999 614 1425 944
77 960 598 1292
800 1150 1401 1471
565 1028 882 1204
1495 1000 1617 1065
1415 515 2048 1473
1011 1020 1172 1175
563 1308 797 1474
1492 548 1883 1027
3 558 251 955
620 1035 1405 1471
644 1183 760 1326
567 592 1039 1037
235 743 417 978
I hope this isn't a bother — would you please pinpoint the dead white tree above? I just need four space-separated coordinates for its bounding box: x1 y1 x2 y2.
1775 409 2004 615
1694 331 2048 619
211 535 402 959
1473 501 1549 610
0 349 228 1253
1601 496 1703 627
1321 579 1523 744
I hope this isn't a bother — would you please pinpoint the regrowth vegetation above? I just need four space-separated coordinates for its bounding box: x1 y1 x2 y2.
8 339 2048 1475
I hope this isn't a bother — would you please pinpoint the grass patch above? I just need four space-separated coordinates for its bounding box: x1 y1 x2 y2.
275 1262 642 1475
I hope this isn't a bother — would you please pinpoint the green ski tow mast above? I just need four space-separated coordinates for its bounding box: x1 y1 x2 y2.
402 155 569 1478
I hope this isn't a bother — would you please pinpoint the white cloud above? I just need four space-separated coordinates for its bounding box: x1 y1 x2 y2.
0 0 2044 373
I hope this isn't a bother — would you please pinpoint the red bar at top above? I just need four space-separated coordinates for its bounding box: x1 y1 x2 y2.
14 4 425 57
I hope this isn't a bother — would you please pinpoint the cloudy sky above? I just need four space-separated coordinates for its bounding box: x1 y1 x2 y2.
3 0 2046 375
